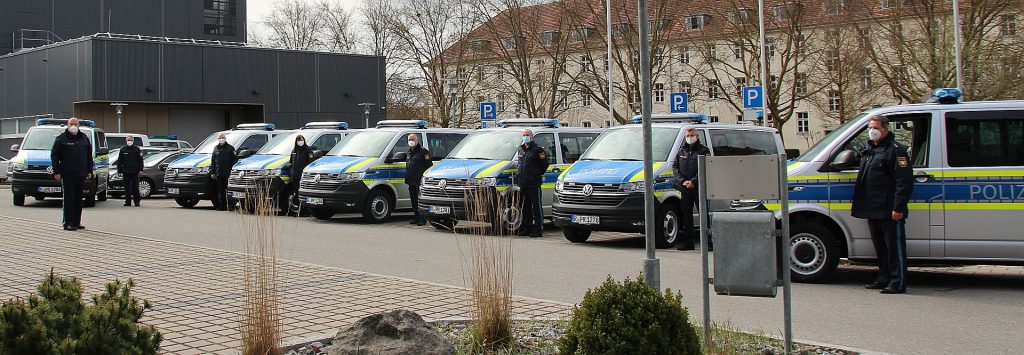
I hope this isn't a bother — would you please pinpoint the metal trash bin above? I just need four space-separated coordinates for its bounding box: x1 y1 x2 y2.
711 211 778 297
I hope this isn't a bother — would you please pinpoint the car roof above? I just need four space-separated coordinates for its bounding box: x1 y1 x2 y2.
474 127 603 133
615 123 779 132
866 100 1024 116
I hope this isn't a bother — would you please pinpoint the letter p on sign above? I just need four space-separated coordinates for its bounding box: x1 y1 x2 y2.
743 86 764 109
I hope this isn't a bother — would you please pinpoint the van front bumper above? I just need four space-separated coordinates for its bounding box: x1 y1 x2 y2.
552 192 646 233
298 181 368 213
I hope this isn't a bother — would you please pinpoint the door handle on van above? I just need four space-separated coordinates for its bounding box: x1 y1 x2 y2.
915 173 934 179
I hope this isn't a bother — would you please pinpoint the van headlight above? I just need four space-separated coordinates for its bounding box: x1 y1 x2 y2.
338 172 366 182
111 173 123 181
555 180 564 191
469 177 497 187
10 162 26 172
191 166 210 174
620 181 645 192
259 169 282 177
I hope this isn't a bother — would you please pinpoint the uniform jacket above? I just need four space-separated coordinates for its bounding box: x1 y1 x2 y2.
404 145 433 185
516 142 550 188
851 133 914 219
289 144 315 179
116 145 144 174
51 129 94 177
672 141 710 193
210 143 238 177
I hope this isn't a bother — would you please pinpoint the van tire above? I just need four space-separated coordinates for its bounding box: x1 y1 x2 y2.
96 190 107 202
13 194 25 206
789 221 840 283
362 189 392 223
84 193 96 207
312 208 334 221
430 218 456 232
654 203 681 249
563 227 591 243
175 197 199 208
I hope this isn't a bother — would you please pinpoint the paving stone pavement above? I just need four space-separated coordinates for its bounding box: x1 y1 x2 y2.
0 216 571 354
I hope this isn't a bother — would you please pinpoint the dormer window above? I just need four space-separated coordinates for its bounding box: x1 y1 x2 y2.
540 31 561 46
728 8 755 25
686 14 710 30
570 27 595 42
469 39 491 53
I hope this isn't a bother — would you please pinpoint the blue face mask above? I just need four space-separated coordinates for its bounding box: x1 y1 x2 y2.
522 136 532 144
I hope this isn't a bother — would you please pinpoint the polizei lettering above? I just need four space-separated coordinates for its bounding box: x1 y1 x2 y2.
968 184 1024 201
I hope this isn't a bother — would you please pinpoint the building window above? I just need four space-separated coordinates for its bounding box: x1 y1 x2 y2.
797 112 809 133
857 28 871 48
580 55 593 73
823 0 845 15
707 44 717 59
558 90 569 108
654 83 666 102
770 75 779 90
828 90 841 111
612 23 633 38
679 47 690 64
733 43 743 60
860 69 873 90
687 14 709 30
773 3 799 21
571 27 594 42
1002 15 1017 37
476 66 485 82
708 79 720 99
825 50 840 72
709 116 720 123
677 81 691 94
729 8 754 26
734 77 747 98
581 91 591 107
892 65 907 89
540 31 561 46
765 37 775 58
494 65 504 80
204 0 238 36
581 120 593 128
497 94 506 112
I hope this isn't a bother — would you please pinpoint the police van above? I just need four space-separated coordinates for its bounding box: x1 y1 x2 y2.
298 120 469 222
552 114 784 248
164 123 279 208
9 118 110 207
227 122 350 214
781 89 1024 282
419 118 603 232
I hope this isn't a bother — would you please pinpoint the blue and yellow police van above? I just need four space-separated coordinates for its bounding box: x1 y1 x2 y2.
552 114 784 248
9 118 110 207
226 122 350 214
298 120 469 222
418 118 603 232
781 89 1024 282
164 123 279 208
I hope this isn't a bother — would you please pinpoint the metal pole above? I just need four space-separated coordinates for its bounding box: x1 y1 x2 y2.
952 0 964 91
757 0 769 127
606 0 616 127
698 156 711 345
637 0 659 289
778 154 793 355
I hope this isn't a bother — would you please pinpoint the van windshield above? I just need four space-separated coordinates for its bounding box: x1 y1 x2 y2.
193 132 246 154
258 132 303 155
447 130 524 160
581 127 679 161
796 113 866 162
21 127 71 150
328 131 395 158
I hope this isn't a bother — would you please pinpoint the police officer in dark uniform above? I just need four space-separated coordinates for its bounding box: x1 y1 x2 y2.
210 133 238 211
288 134 314 215
672 127 710 251
116 134 145 207
51 118 93 231
516 129 549 237
404 134 432 226
852 116 914 294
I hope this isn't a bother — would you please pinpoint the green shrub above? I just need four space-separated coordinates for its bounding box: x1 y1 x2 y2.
0 271 162 355
560 274 700 355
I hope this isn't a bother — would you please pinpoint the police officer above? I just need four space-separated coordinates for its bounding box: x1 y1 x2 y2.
116 135 145 207
852 116 914 294
288 134 314 216
672 127 710 251
516 129 549 238
404 134 432 226
210 133 238 211
51 117 93 231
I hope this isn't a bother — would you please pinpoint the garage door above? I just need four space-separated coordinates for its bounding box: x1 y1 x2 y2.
169 109 228 147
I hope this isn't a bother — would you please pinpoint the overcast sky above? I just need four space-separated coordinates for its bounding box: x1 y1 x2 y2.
248 0 360 31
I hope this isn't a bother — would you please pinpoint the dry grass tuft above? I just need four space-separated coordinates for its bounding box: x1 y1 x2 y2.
238 182 282 355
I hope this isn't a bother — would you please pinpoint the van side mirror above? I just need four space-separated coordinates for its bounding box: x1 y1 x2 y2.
830 150 859 170
237 149 254 159
97 147 109 155
313 150 326 159
388 151 408 163
159 163 169 171
10 144 19 152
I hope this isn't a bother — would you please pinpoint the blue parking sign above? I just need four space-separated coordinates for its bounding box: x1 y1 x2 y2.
743 86 764 109
670 93 688 113
480 102 497 120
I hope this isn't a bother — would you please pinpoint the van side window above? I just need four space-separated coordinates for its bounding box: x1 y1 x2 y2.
426 133 467 160
390 133 423 159
708 130 778 156
310 134 342 152
237 134 269 152
558 133 597 164
946 110 1024 167
837 114 931 168
532 133 556 163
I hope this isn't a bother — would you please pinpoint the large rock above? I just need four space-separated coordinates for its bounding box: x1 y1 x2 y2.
328 310 455 355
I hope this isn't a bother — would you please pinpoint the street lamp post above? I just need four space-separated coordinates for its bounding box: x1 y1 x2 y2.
606 0 616 127
110 103 128 133
446 77 466 126
637 0 660 290
358 102 376 128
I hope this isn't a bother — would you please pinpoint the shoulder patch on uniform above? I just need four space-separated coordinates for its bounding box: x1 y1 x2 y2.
539 151 546 160
897 156 909 168
424 154 431 160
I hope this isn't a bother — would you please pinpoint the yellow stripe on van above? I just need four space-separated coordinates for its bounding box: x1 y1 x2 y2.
933 170 1024 178
766 202 1024 211
196 158 212 167
558 162 576 180
266 157 289 169
474 160 510 178
346 158 376 172
628 162 666 182
788 173 857 181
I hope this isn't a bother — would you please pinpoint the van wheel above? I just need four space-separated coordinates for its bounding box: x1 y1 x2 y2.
96 189 107 202
84 193 96 207
138 179 153 199
362 189 392 223
312 208 334 220
563 227 592 243
491 193 522 235
430 218 456 232
175 197 199 208
654 203 681 249
34 196 45 201
13 194 25 206
790 221 840 283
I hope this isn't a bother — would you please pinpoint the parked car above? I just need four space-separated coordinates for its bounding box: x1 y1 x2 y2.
109 150 188 199
105 133 151 151
149 138 193 150
0 156 9 182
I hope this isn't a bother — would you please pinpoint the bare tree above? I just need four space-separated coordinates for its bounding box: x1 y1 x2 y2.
260 0 327 50
320 0 357 52
808 20 887 127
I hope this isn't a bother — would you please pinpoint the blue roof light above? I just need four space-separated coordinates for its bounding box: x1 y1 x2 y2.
36 118 96 127
234 123 277 131
375 120 428 129
497 118 560 128
631 113 708 124
930 88 963 104
302 121 350 130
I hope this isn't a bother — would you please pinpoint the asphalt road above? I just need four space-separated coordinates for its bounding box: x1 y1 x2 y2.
1 189 1022 354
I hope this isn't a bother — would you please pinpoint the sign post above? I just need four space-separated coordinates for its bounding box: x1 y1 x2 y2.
479 102 497 128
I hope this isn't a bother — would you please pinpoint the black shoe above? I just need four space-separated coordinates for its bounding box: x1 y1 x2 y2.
517 231 530 237
134 202 140 207
416 221 426 226
880 287 905 294
64 225 76 231
75 225 85 230
409 220 418 225
676 241 696 251
529 232 543 238
706 243 714 252
124 202 131 206
864 282 887 290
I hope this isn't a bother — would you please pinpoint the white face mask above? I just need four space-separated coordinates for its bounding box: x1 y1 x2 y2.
685 136 698 145
522 136 532 144
297 140 305 147
218 138 227 145
868 128 882 142
126 140 134 146
408 140 417 147
68 126 80 134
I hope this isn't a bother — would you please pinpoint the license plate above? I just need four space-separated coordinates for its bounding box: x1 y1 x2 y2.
305 197 323 205
571 215 600 225
166 187 179 195
429 205 451 215
38 187 61 193
231 191 246 199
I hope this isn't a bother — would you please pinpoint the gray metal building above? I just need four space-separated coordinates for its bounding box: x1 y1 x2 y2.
0 0 387 157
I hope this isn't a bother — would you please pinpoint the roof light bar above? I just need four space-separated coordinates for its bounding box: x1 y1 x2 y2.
233 123 276 131
497 118 560 128
302 121 350 130
375 120 428 129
